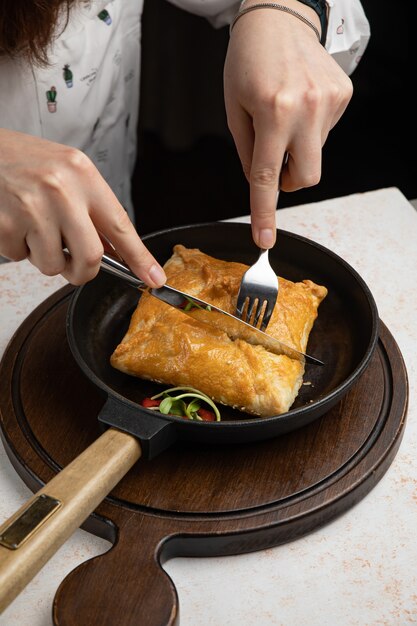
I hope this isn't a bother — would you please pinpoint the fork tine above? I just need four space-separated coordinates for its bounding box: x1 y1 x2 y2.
237 294 277 330
235 294 247 319
253 299 266 328
236 285 250 315
235 301 245 320
235 247 278 330
259 298 276 331
245 297 259 324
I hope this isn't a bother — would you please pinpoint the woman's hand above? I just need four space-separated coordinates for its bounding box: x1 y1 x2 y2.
0 129 166 286
224 0 353 249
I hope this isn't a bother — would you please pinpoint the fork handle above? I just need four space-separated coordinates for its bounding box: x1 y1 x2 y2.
257 248 271 265
100 254 147 290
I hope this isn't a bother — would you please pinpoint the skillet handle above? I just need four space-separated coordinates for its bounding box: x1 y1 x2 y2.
0 427 141 613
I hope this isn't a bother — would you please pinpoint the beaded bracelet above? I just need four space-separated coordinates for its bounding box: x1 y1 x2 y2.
230 3 321 43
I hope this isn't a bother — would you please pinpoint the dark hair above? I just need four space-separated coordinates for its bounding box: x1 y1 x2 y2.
0 0 76 66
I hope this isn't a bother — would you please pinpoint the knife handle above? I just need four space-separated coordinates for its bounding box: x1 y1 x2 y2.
100 254 147 290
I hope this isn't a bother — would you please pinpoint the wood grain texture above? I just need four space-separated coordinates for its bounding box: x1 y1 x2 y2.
0 285 408 626
0 428 141 613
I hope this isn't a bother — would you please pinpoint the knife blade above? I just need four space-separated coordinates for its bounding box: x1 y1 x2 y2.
100 254 324 366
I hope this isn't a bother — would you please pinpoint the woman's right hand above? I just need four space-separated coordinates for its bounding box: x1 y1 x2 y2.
0 129 166 286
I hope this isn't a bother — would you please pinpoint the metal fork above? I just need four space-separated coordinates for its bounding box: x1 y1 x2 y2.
235 247 279 331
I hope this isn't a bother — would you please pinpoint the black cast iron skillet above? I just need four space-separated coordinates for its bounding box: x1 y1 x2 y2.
0 222 378 611
67 222 379 458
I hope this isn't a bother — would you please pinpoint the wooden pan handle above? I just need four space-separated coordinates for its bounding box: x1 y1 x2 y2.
0 427 141 613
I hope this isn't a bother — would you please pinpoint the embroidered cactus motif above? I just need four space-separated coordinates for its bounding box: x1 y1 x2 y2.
98 9 112 25
336 18 345 34
46 86 57 113
63 64 73 88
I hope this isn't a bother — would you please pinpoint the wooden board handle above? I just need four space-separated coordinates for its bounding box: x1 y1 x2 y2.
0 427 141 613
54 514 180 626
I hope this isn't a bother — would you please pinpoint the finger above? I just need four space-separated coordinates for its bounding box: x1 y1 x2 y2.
0 218 29 261
87 185 166 287
60 215 104 285
328 90 352 132
98 231 123 259
327 72 353 131
105 209 167 287
280 133 322 192
280 77 348 191
279 90 348 192
250 117 287 248
226 105 255 182
26 227 67 277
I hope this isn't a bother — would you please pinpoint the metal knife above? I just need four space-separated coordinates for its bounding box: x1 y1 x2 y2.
100 254 324 366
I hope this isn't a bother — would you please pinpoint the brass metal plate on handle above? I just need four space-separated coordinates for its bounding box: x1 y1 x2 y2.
0 494 61 550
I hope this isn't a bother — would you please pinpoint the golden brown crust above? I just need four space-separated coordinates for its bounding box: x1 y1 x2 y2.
110 245 327 417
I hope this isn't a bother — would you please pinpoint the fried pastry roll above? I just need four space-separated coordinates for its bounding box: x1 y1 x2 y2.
111 245 327 417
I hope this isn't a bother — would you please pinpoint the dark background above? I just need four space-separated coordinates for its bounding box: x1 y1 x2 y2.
132 0 413 235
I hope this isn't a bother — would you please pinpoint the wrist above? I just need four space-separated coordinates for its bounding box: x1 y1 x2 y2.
293 0 328 44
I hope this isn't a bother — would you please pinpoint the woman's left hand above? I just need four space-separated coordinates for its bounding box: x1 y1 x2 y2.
224 0 353 249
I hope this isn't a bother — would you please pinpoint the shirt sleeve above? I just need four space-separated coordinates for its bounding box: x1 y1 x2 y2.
166 0 240 27
166 0 370 75
325 0 371 75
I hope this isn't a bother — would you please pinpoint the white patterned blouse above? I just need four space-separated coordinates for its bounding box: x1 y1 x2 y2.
0 0 370 220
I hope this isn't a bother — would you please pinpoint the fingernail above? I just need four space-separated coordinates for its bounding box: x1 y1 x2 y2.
259 229 275 249
148 264 166 287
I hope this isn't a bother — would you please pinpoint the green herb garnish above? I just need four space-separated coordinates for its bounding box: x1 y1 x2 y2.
148 386 221 422
183 297 212 312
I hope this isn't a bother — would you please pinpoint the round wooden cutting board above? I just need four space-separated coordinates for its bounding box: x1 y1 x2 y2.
0 285 408 626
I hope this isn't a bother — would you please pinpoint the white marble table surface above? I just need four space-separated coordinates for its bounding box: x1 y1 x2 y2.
0 187 416 626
